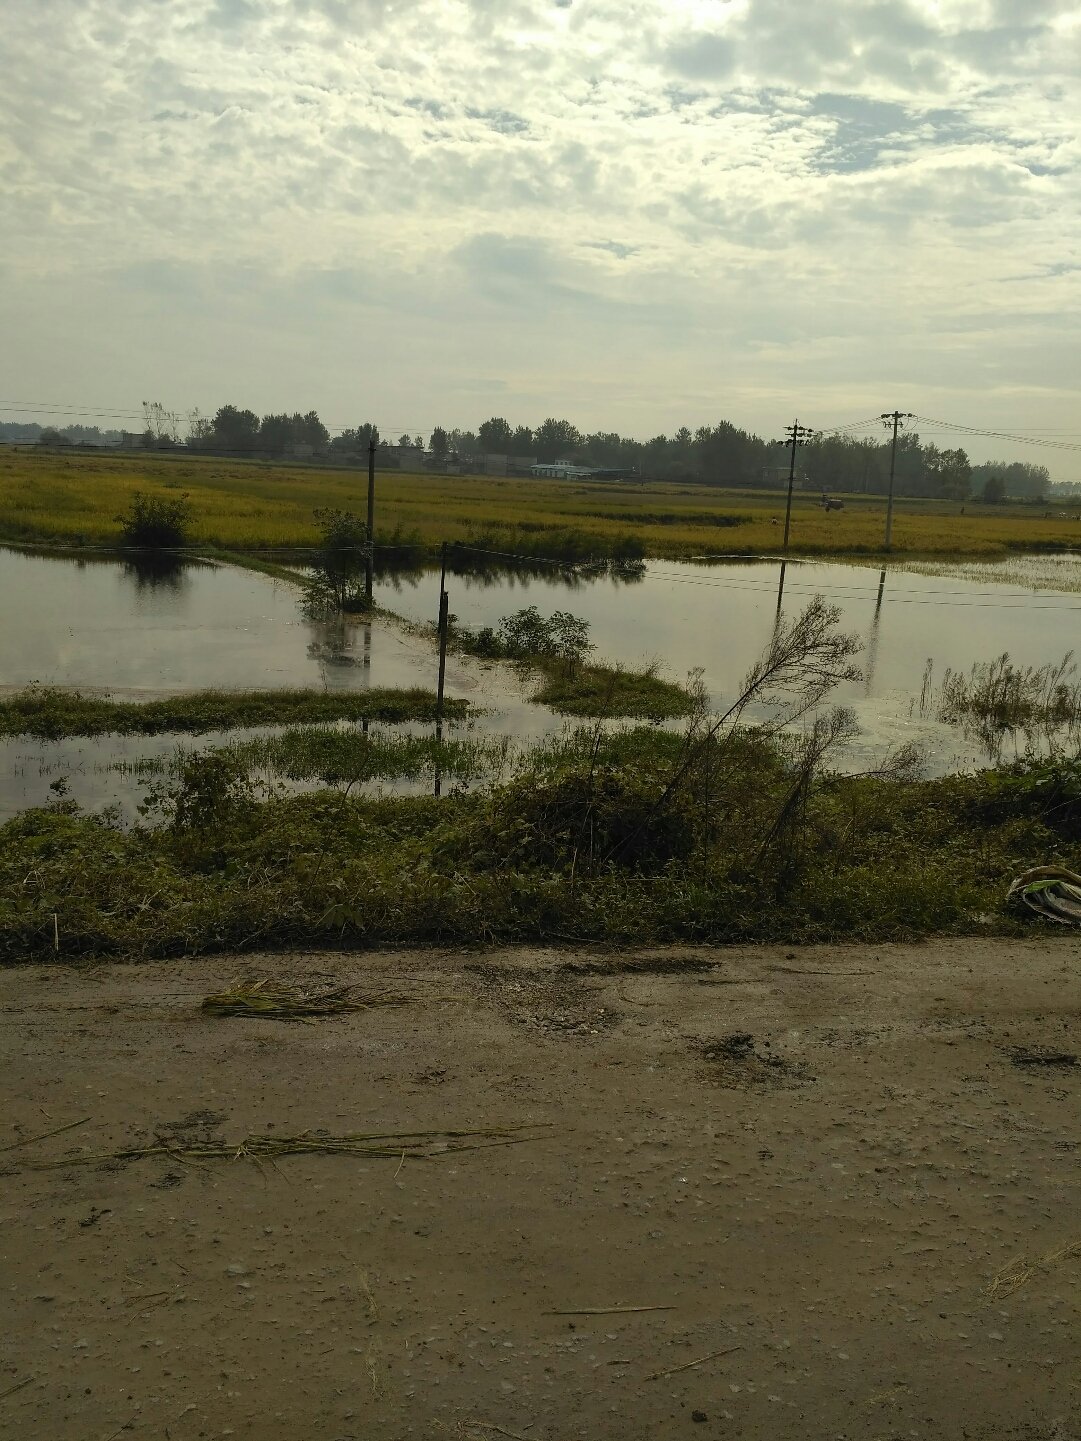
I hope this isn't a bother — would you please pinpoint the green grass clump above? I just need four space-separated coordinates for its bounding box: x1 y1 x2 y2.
215 727 504 785
0 687 468 739
530 663 697 719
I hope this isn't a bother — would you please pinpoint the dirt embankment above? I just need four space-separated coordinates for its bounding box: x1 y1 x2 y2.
2 937 1080 1440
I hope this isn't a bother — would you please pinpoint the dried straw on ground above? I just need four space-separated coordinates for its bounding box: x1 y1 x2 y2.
201 978 408 1019
25 1125 551 1172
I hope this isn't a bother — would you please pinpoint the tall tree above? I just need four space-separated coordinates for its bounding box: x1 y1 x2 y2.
293 410 330 450
142 400 180 446
478 416 514 453
926 446 971 501
211 405 260 452
186 408 213 447
429 426 449 461
259 413 294 453
533 418 582 463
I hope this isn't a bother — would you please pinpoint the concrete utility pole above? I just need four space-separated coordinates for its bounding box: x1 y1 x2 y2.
780 420 815 555
365 433 378 605
881 411 915 552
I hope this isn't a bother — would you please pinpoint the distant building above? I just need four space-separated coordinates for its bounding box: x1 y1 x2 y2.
392 445 426 471
531 460 593 479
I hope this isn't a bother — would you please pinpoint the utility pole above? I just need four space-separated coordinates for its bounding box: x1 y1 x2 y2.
881 411 915 552
775 420 814 612
365 432 378 605
779 420 815 556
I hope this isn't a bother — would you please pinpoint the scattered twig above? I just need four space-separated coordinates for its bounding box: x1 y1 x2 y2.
985 1240 1081 1302
543 1305 675 1316
25 1124 552 1172
0 1377 33 1402
645 1343 743 1381
769 966 873 977
99 1415 136 1441
0 1116 90 1154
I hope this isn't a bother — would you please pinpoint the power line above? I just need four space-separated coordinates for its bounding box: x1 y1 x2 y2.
913 415 1081 454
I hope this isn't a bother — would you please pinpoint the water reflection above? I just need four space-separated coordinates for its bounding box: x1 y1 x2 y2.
6 543 1081 822
371 554 647 594
306 617 378 683
862 571 887 697
120 553 192 595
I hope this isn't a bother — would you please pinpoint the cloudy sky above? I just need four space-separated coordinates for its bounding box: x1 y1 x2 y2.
2 0 1079 473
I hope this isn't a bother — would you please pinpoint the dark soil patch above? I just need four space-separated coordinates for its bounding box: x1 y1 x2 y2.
1007 1046 1078 1069
695 1031 813 1089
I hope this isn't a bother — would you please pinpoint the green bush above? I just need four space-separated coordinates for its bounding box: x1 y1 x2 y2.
117 491 192 548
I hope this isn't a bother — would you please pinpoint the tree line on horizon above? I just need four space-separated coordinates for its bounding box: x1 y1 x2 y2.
2 405 1055 502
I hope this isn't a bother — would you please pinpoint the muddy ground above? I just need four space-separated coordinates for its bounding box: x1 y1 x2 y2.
2 937 1080 1441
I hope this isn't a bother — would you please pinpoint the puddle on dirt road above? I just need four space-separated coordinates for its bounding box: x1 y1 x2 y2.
3 544 1081 819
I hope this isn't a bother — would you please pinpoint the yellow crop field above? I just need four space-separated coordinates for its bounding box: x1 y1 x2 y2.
1 446 1079 560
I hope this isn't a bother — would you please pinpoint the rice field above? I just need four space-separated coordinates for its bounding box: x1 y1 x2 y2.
1 446 1079 559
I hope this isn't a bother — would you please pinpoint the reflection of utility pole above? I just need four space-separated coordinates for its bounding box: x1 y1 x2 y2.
361 622 372 734
435 541 449 747
864 569 887 697
881 411 915 552
775 419 814 612
365 434 378 605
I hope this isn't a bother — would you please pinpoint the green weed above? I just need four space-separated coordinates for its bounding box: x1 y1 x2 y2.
0 687 468 739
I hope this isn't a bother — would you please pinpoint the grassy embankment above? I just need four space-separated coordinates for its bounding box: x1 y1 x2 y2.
2 447 1080 561
2 721 1078 962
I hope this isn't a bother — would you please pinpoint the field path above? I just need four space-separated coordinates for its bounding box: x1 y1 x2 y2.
2 937 1080 1440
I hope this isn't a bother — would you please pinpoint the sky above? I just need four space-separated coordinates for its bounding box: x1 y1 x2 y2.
2 0 1080 476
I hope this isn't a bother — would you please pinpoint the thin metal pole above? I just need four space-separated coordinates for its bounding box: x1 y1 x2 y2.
365 435 376 604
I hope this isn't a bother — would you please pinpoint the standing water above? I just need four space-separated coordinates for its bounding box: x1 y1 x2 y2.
3 545 1081 817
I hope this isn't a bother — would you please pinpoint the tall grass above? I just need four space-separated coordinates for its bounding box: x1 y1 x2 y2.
929 652 1081 752
2 448 1078 560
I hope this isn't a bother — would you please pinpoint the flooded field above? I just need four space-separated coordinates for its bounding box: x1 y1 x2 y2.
3 544 1081 818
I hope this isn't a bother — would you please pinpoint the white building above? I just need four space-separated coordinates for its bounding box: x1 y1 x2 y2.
530 460 593 479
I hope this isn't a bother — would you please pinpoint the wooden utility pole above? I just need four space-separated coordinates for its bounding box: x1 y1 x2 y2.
881 411 915 552
365 434 377 604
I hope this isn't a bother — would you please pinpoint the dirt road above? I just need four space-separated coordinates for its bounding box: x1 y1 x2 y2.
3 938 1080 1440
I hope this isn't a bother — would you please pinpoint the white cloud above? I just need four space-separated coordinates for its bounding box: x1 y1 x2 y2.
0 0 1078 472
